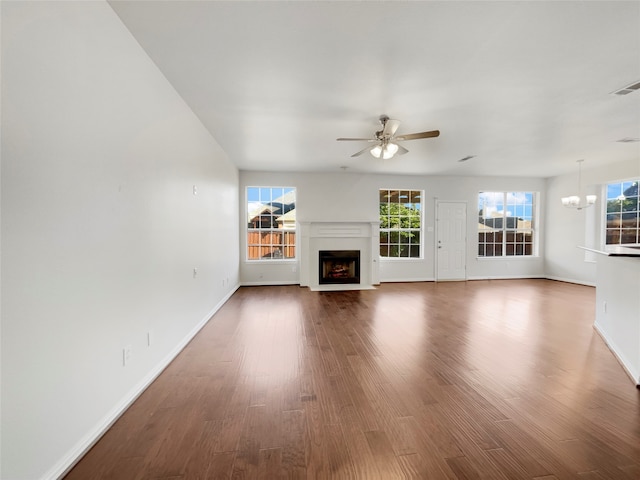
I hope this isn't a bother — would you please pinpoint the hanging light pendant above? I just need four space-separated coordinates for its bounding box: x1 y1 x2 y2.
561 159 597 210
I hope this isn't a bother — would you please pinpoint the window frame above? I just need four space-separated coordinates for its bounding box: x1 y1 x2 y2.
246 186 297 262
379 189 424 260
477 191 536 258
604 178 640 246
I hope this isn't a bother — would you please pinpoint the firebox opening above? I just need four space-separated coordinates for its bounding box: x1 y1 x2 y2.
319 250 360 285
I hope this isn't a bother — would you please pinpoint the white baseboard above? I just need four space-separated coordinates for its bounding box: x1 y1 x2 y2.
466 274 545 281
380 277 435 283
544 275 595 287
593 322 640 386
48 284 240 480
242 276 594 286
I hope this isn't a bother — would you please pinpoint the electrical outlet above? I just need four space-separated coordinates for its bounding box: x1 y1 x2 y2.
123 345 132 366
193 267 198 278
603 301 607 313
193 185 198 196
147 331 153 347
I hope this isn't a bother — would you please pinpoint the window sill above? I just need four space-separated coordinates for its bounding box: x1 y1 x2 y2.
476 255 540 260
380 257 424 262
244 259 297 264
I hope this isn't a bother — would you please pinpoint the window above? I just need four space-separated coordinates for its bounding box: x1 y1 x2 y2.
246 187 296 260
478 192 535 257
379 189 422 258
605 179 639 245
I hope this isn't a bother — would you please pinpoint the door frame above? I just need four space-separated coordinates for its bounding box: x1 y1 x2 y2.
435 200 468 281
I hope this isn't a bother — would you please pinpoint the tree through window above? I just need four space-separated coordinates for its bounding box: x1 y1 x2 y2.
379 189 422 258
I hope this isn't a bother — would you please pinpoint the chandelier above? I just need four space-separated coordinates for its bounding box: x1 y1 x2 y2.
561 159 597 210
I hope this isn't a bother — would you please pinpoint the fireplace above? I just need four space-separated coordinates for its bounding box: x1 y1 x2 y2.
319 250 360 285
300 221 378 291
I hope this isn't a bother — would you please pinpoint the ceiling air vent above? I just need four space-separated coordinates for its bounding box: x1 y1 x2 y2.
612 80 640 96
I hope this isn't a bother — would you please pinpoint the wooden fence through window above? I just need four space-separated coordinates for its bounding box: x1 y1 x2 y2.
247 230 296 259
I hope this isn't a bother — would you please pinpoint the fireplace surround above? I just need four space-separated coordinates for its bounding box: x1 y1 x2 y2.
299 221 379 291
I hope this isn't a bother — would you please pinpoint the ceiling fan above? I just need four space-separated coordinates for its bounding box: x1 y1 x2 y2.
337 115 440 159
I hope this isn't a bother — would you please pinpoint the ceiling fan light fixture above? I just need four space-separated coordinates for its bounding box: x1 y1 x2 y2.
382 143 399 159
370 145 382 158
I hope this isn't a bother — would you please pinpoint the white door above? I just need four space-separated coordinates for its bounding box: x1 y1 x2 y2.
437 202 467 281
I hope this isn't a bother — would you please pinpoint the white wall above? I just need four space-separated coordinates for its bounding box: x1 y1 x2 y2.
239 171 546 285
0 3 239 479
545 158 640 285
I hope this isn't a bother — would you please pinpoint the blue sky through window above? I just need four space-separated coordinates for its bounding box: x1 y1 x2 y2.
247 187 295 203
247 187 296 215
479 191 533 222
607 181 638 201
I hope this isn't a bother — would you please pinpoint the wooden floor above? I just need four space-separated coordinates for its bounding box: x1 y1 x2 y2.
65 280 640 479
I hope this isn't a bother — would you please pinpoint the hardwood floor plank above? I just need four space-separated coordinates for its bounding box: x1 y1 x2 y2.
487 418 578 479
322 422 358 479
280 409 306 478
418 403 466 459
212 381 252 453
397 452 458 480
257 447 283 479
134 403 207 478
334 405 379 479
231 405 269 478
101 456 146 480
183 426 236 478
64 281 640 479
444 455 482 480
63 427 137 480
363 430 406 479
203 451 236 479
485 447 548 479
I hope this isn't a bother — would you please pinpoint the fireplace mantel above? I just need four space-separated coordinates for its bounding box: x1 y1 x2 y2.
299 221 379 290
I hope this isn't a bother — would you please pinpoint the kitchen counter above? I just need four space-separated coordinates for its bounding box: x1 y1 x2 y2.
579 245 640 257
581 247 640 386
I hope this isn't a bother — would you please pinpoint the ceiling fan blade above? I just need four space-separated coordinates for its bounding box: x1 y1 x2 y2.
337 137 376 142
395 130 440 141
396 144 409 155
382 119 400 138
351 145 375 157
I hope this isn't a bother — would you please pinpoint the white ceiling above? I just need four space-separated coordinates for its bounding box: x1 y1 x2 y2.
109 1 640 178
